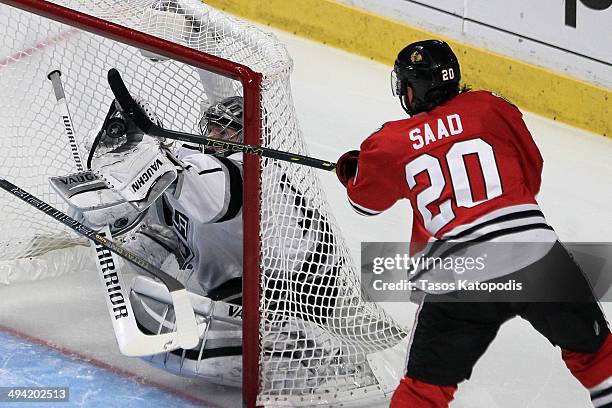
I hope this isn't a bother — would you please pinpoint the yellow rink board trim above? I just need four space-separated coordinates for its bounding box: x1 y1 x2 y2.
207 0 611 138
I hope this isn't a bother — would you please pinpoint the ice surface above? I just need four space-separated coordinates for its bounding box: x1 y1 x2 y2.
0 331 207 408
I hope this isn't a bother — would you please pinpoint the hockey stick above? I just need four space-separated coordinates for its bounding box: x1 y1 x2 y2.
45 71 199 355
0 178 200 354
106 68 337 171
47 70 85 171
47 70 111 205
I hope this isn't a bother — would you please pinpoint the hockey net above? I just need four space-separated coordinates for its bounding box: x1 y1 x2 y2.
0 0 408 406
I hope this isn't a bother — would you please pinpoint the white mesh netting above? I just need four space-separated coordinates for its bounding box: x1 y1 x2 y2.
0 1 408 405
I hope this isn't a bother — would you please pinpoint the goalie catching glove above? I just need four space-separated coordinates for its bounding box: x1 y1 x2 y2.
86 98 178 212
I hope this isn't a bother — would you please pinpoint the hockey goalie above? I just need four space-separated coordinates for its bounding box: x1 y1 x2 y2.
50 82 349 389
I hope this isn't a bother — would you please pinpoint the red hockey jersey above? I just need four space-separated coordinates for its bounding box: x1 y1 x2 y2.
347 91 557 257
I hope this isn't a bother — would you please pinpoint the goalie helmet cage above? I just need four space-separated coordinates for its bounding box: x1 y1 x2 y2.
0 1 408 406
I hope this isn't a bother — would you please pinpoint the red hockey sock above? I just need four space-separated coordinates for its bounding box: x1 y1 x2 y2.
562 333 612 388
390 376 457 408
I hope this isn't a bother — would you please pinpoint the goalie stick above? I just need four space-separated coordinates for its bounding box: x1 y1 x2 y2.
46 70 199 356
47 70 85 171
0 177 200 353
107 68 338 171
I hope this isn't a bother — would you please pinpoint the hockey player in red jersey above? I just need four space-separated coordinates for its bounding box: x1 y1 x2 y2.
336 39 612 407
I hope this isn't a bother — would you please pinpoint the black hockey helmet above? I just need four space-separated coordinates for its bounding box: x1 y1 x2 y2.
391 39 461 115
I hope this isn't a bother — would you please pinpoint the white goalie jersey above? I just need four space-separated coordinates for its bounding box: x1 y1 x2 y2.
143 146 323 297
149 147 245 295
128 145 335 387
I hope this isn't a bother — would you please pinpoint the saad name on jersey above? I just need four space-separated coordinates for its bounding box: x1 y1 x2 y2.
409 113 463 150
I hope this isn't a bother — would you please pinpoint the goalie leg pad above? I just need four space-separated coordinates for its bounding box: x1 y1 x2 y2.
129 275 243 387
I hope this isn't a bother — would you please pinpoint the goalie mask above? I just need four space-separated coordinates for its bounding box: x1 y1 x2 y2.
198 96 243 155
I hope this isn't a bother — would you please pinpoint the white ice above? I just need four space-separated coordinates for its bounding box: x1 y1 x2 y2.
1 20 612 408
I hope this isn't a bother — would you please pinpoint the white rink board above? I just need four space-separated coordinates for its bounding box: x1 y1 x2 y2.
336 0 612 88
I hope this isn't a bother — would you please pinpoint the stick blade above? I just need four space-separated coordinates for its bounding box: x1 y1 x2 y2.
107 68 152 133
170 289 200 349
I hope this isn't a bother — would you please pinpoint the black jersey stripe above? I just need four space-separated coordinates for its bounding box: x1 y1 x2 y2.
198 168 223 175
411 223 555 282
213 156 243 223
138 229 176 255
444 209 545 241
593 399 612 408
158 195 173 227
423 209 547 258
440 223 553 254
347 195 382 216
348 199 380 216
591 385 612 401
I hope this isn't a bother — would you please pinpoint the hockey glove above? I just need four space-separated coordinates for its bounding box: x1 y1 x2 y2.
49 170 144 236
336 150 360 187
86 99 178 212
